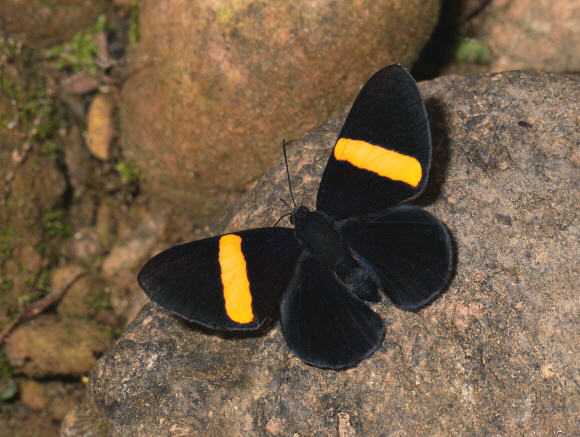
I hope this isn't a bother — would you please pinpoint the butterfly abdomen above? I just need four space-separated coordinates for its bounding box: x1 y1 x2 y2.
334 255 378 301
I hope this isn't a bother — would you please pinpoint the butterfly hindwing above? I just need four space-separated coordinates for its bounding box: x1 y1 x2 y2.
137 228 301 330
279 254 386 369
316 64 432 220
339 204 452 310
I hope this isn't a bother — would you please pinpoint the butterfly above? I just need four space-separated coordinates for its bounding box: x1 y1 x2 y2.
137 64 452 369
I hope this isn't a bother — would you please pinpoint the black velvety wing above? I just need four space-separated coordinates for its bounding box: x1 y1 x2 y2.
316 64 431 220
279 254 385 369
137 228 301 330
339 205 452 310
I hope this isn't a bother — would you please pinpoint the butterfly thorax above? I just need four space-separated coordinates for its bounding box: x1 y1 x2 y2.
291 206 346 266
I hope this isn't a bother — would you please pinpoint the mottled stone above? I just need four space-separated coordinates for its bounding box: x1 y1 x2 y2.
64 228 106 264
86 94 115 160
4 315 113 378
53 267 107 319
0 0 102 47
19 380 50 411
100 213 167 281
480 0 580 72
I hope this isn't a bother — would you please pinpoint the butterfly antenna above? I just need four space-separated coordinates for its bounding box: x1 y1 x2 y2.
273 211 292 227
282 139 297 209
279 197 293 210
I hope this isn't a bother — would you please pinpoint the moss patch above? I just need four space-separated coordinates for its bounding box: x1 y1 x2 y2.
44 14 107 74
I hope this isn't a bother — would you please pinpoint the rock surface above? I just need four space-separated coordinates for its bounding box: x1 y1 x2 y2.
0 0 102 47
5 315 113 378
85 94 115 160
62 70 579 436
121 0 441 224
480 0 580 73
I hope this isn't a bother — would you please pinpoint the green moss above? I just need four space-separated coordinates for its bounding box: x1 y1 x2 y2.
0 380 17 403
217 4 235 27
33 106 61 141
0 39 24 103
39 140 59 160
97 420 110 431
115 160 144 186
44 14 107 75
100 323 123 341
35 269 52 296
42 209 73 239
4 76 61 141
0 74 20 100
455 38 491 64
0 351 13 380
89 287 107 314
129 0 140 43
0 226 18 260
37 243 59 270
0 352 16 410
0 278 13 301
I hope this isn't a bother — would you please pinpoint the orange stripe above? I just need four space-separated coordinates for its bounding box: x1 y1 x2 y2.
219 234 254 324
334 138 422 187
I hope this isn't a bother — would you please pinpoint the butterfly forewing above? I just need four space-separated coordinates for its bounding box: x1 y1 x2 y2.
316 65 432 220
138 228 301 330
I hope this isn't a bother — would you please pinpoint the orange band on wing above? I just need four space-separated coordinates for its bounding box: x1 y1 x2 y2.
219 234 254 324
334 138 422 187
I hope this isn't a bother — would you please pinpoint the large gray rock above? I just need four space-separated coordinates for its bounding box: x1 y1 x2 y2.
62 70 580 436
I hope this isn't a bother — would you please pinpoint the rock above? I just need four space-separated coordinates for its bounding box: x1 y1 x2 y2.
66 193 98 231
0 150 68 323
101 213 167 281
121 0 441 224
0 379 18 402
85 94 115 160
62 70 579 436
63 124 92 191
64 228 106 264
60 72 100 95
48 395 76 422
19 246 43 277
0 407 60 437
0 0 102 47
1 245 43 301
479 0 580 72
50 264 85 290
19 380 50 411
61 399 111 437
53 268 107 319
45 380 86 421
4 315 113 378
94 198 116 251
9 153 68 235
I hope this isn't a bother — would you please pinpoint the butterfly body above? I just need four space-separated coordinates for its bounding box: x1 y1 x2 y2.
292 206 378 302
292 207 344 265
138 65 453 369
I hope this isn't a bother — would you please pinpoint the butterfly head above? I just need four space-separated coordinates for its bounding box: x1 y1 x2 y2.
290 205 310 227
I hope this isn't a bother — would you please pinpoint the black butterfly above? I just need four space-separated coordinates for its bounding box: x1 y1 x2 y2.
138 65 452 369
